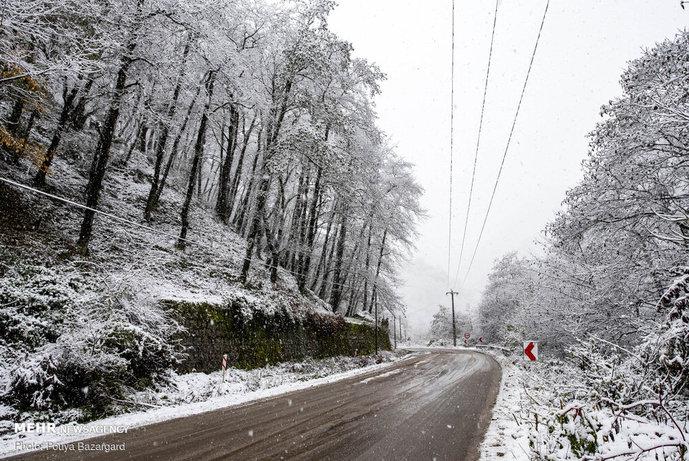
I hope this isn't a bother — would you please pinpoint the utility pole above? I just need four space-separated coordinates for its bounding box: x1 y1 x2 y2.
393 315 397 349
446 290 458 347
374 292 379 355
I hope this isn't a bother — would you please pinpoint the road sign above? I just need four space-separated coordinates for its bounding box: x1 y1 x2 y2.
524 341 538 361
464 332 470 340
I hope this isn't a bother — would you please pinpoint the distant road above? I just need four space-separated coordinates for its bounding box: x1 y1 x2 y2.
11 350 501 461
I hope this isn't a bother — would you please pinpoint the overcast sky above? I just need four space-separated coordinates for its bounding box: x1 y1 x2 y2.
329 1 688 335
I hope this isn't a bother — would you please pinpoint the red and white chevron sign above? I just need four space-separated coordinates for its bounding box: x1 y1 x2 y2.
523 341 538 361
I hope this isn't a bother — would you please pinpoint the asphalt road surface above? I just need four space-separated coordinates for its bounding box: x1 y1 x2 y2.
11 350 501 461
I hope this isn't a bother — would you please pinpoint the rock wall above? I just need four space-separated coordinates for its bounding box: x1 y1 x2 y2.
164 299 391 372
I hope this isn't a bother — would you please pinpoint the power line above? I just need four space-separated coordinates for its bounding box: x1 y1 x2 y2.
462 0 550 286
447 0 456 289
0 176 371 292
0 176 211 249
453 0 499 288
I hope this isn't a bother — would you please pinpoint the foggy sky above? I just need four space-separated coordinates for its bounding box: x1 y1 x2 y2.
329 1 689 335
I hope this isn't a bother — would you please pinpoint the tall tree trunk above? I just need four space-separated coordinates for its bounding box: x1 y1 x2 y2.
318 217 339 300
145 81 201 220
362 220 373 312
177 71 216 249
298 163 323 291
34 84 79 186
228 114 257 216
329 211 348 312
215 105 240 222
122 114 146 165
286 167 306 269
76 16 141 252
239 78 293 283
69 78 94 131
234 131 262 234
143 37 190 219
295 167 311 274
369 227 388 314
239 166 270 283
310 204 334 292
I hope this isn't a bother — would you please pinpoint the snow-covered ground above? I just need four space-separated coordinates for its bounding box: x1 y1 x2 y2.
480 353 689 460
479 357 530 461
0 352 407 457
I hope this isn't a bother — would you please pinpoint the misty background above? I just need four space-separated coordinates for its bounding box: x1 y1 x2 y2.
329 0 689 336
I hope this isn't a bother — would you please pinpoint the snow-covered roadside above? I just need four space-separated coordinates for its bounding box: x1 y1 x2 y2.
0 352 412 458
479 356 530 461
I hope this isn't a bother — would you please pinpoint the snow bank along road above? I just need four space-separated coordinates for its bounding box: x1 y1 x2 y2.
11 350 501 461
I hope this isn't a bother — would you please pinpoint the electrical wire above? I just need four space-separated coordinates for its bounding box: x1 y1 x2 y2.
453 0 499 288
447 0 456 289
461 0 550 285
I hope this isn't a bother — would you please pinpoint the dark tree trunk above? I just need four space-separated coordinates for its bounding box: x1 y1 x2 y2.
318 218 339 300
239 168 270 283
34 84 79 186
215 105 240 223
143 37 190 220
177 71 216 249
369 227 388 314
76 28 139 253
122 114 146 165
298 163 323 291
69 78 94 131
286 167 306 269
311 206 334 292
329 211 348 312
234 132 262 234
240 78 293 283
145 81 201 220
294 167 311 273
362 220 373 312
228 114 257 216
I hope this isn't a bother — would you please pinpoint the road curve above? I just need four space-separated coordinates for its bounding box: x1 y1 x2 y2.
11 350 501 461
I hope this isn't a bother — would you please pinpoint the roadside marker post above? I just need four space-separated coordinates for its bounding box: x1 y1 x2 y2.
222 354 228 382
523 341 538 361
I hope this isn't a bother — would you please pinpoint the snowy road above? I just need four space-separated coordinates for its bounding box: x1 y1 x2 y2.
12 350 501 461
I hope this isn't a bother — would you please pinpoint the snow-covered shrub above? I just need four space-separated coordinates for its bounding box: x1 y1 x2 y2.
101 321 183 388
641 268 689 395
0 264 184 420
4 340 127 416
0 265 84 348
529 273 689 460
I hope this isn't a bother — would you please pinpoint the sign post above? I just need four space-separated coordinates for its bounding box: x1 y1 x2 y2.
523 341 538 361
221 354 228 382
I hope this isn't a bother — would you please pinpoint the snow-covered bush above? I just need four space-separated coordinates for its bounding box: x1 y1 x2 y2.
0 264 184 421
528 273 689 459
641 268 689 395
0 265 84 349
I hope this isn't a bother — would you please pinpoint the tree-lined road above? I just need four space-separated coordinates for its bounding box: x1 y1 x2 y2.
12 350 501 461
